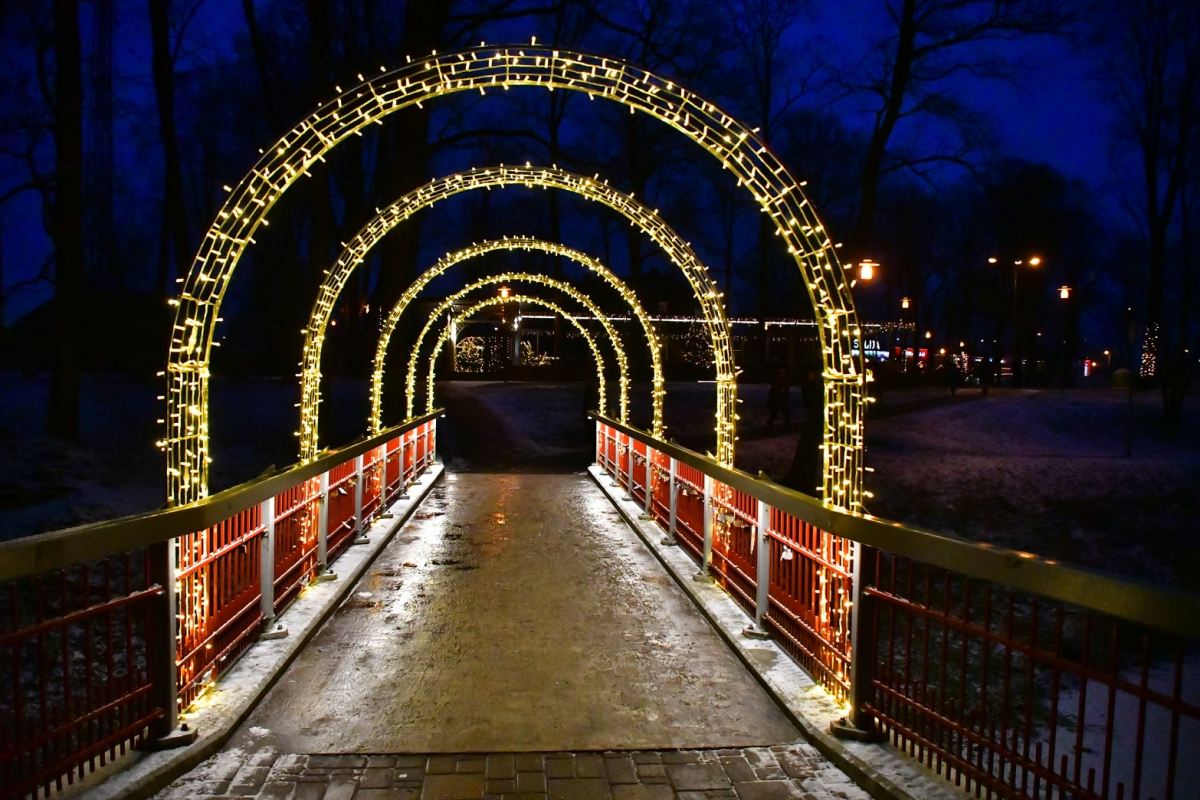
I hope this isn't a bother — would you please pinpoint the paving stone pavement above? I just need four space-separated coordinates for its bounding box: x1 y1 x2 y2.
156 745 872 800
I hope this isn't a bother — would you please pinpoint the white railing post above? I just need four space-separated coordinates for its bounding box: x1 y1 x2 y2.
595 420 602 466
399 432 410 499
609 429 620 487
381 440 389 507
663 457 678 546
834 542 883 740
694 474 714 582
317 471 330 569
642 447 653 518
354 454 364 533
352 454 368 544
147 538 183 742
259 496 276 622
625 433 635 500
743 499 772 639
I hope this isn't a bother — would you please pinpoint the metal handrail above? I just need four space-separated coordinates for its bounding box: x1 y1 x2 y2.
0 410 444 582
590 412 1200 641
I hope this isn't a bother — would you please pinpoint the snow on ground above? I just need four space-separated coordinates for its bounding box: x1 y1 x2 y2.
3 373 1198 593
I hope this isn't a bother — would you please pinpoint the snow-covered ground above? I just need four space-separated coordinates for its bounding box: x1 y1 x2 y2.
3 374 1198 593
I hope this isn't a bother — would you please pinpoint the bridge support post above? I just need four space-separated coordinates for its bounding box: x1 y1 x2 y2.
694 474 714 583
663 457 678 546
354 454 364 536
742 500 772 640
624 434 635 500
259 495 276 623
833 542 884 742
642 448 653 518
145 539 186 745
399 432 410 500
317 470 330 571
381 441 389 507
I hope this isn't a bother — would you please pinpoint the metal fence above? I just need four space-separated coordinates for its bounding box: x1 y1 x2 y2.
594 415 1200 800
0 413 439 800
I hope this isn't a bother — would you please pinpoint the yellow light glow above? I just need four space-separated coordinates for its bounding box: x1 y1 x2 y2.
167 46 865 512
369 238 666 441
402 272 630 424
427 295 607 413
858 260 875 281
1059 285 1071 299
297 166 730 468
901 297 910 310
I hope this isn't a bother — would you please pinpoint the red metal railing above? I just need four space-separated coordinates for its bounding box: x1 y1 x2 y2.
593 417 1200 800
326 458 359 562
0 414 440 800
0 555 162 799
176 505 264 709
866 555 1200 800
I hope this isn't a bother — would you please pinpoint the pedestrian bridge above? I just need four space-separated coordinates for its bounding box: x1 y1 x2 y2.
2 412 1198 800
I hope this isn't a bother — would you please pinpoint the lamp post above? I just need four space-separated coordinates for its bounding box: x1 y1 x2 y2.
900 297 912 372
990 255 1041 387
1059 285 1072 388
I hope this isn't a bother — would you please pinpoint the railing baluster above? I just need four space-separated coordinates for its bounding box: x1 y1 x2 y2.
643 445 653 517
146 539 177 742
260 495 275 624
695 474 714 582
353 454 365 538
317 471 330 571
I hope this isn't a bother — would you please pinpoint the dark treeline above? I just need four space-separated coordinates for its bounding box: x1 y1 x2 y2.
1 0 1198 442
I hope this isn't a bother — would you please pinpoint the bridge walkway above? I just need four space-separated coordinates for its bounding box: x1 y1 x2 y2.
153 470 868 800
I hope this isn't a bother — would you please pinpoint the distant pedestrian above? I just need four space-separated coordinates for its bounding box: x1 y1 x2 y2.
946 360 962 396
767 368 791 428
977 358 994 397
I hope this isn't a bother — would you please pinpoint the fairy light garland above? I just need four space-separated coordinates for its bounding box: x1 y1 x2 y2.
426 295 609 415
368 237 664 439
167 44 863 511
296 165 732 467
401 272 630 424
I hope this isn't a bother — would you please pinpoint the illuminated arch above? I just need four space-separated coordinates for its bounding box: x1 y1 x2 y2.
427 295 608 415
402 272 630 424
168 46 865 511
369 237 664 439
298 166 728 470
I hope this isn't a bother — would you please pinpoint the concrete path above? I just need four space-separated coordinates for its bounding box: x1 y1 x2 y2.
156 471 870 799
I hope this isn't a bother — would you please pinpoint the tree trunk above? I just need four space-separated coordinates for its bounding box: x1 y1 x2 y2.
149 0 189 299
48 0 83 441
368 3 447 416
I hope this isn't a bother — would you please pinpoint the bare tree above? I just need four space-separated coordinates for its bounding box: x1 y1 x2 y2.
148 0 193 299
1101 0 1200 419
48 0 83 440
844 0 1075 259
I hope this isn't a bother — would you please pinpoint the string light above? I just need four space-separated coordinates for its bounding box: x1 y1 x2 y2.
367 237 665 439
425 295 608 415
399 272 631 425
296 165 734 469
168 45 864 512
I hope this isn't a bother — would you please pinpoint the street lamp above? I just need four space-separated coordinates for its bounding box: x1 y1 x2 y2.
990 255 1042 387
858 259 877 281
1059 285 1071 299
